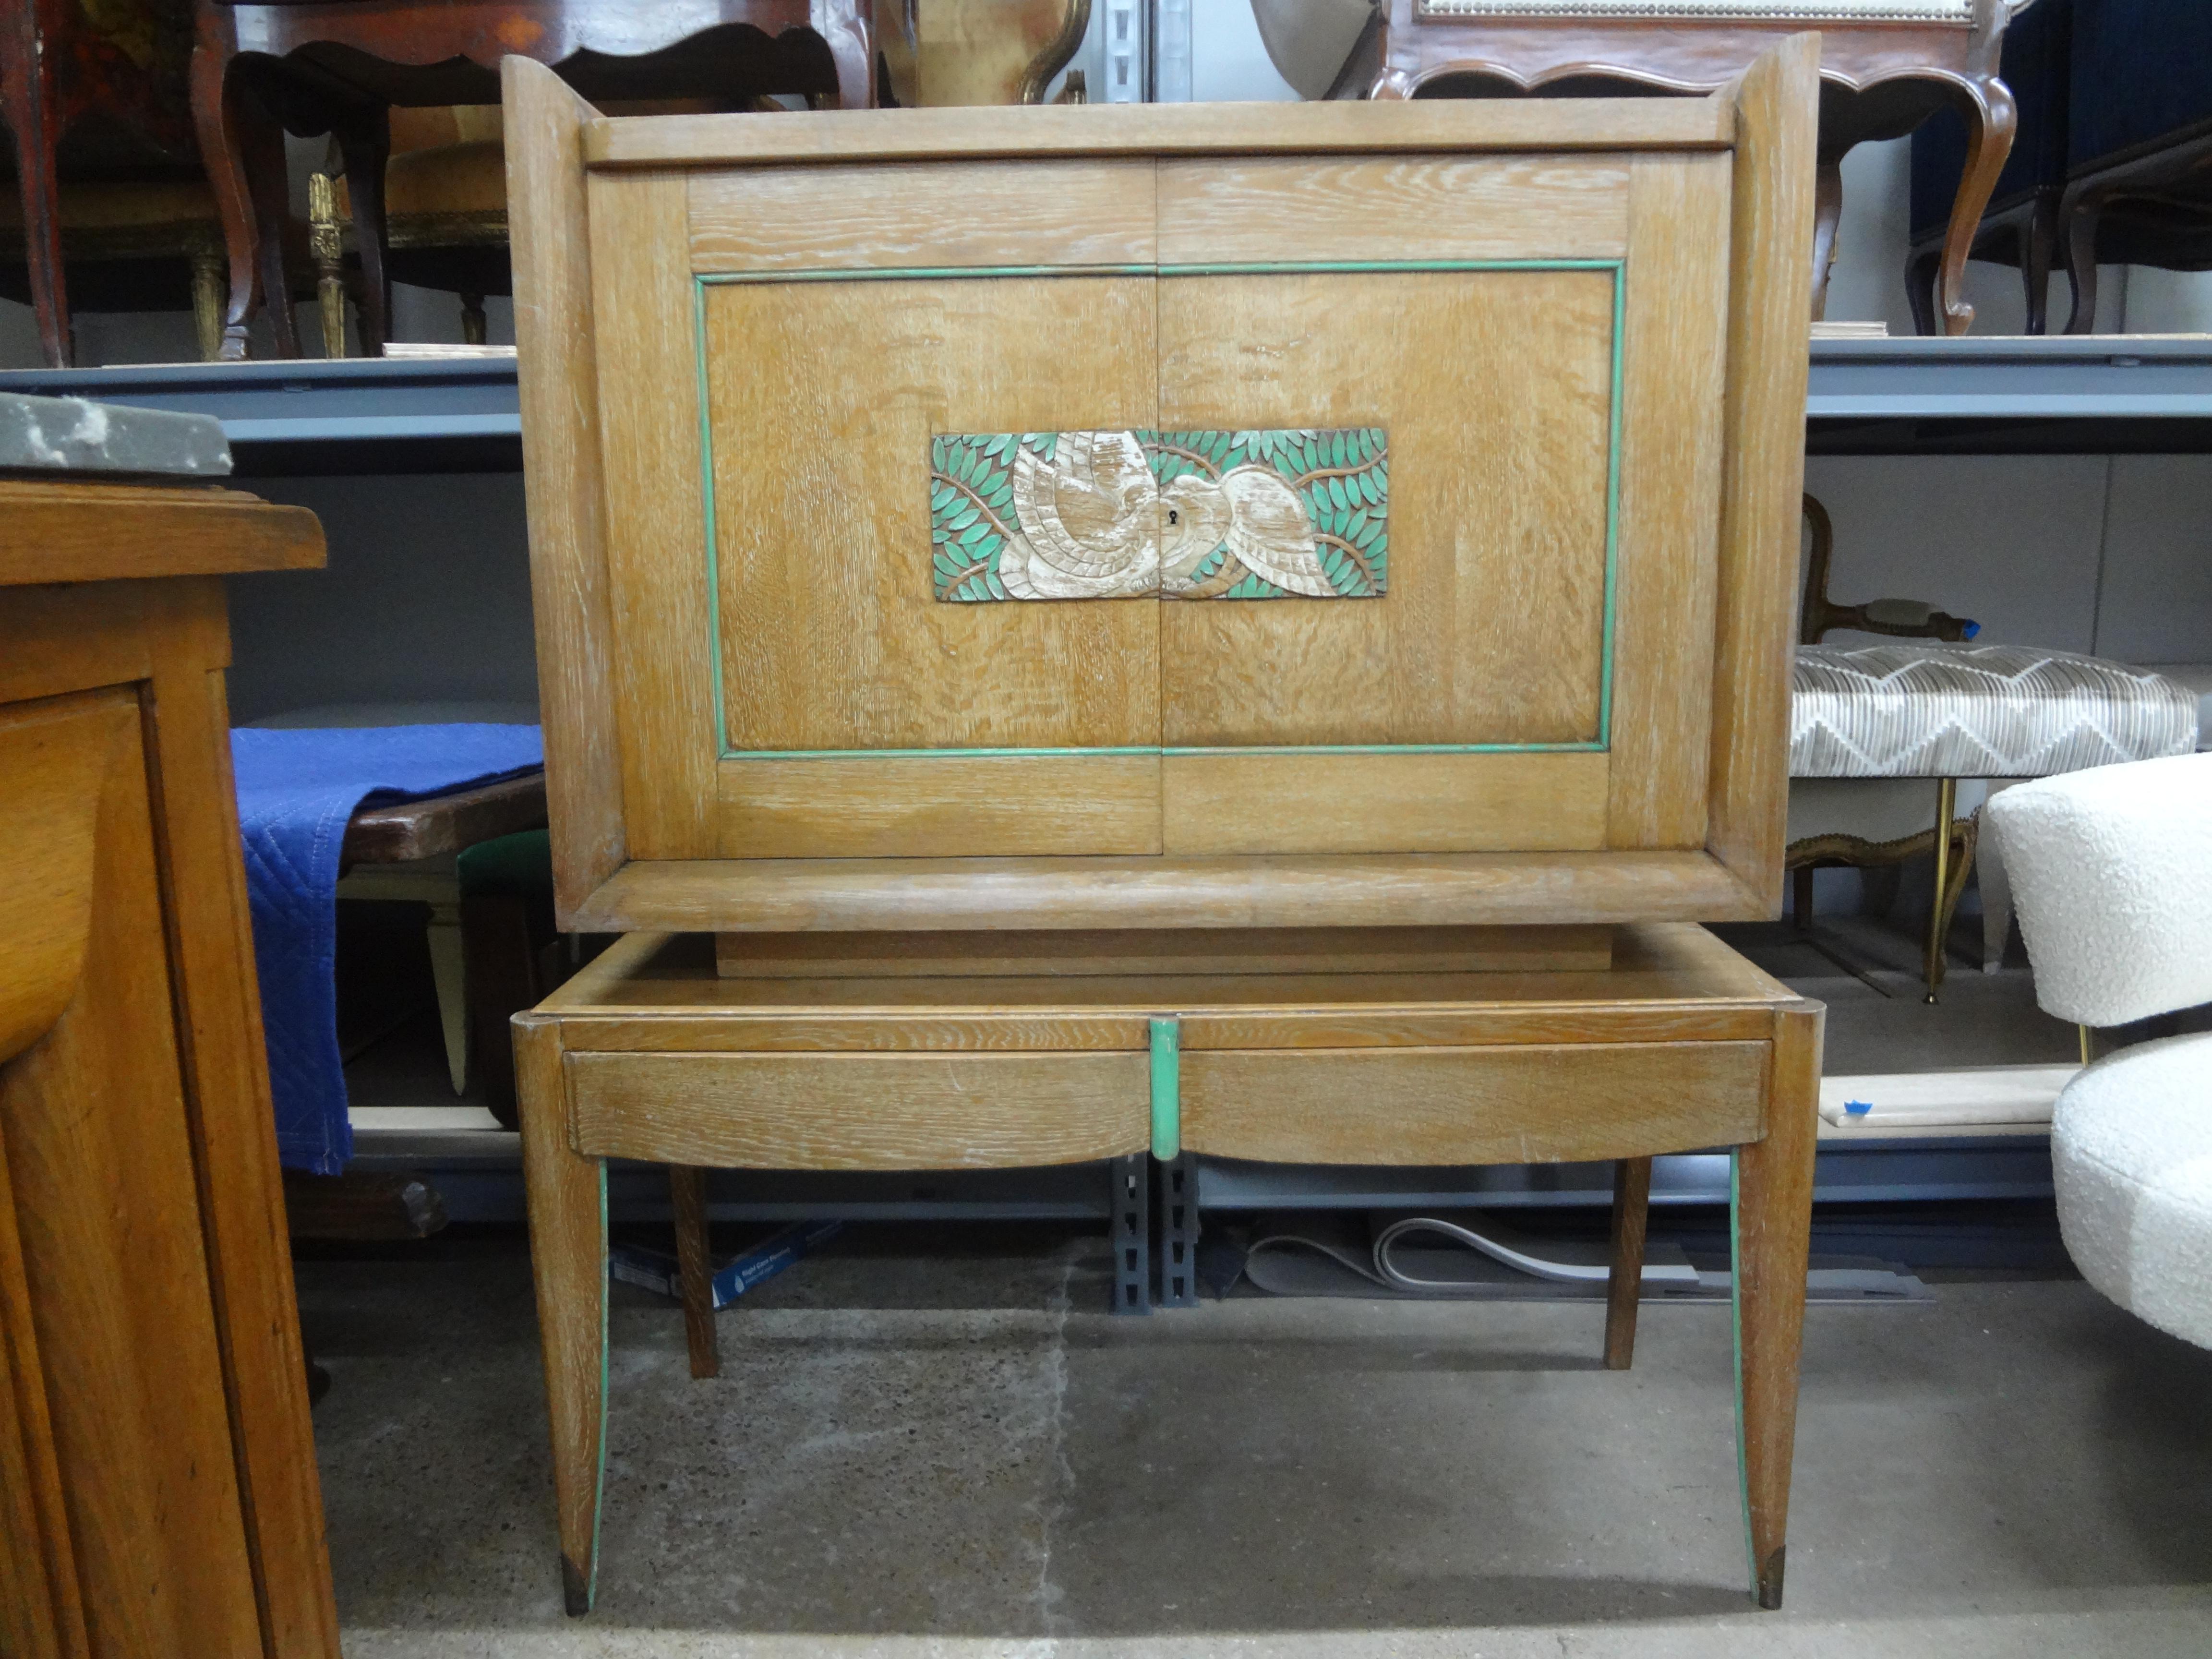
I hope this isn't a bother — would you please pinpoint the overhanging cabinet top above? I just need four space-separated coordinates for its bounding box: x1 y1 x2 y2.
505 43 1818 934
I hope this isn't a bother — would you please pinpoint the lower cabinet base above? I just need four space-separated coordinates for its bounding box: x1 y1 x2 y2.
516 923 1820 1616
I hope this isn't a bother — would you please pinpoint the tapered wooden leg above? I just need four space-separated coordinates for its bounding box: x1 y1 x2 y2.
515 1016 606 1617
1603 1155 1652 1370
1934 74 2018 337
1734 1002 1822 1610
459 292 488 346
668 1165 719 1380
191 12 262 360
1924 777 1956 1004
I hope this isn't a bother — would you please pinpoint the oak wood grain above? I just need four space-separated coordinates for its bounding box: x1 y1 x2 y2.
668 1166 718 1380
688 159 1156 272
0 481 324 588
711 925 1615 979
568 1050 1152 1168
586 92 1738 168
703 273 1160 755
588 167 718 860
569 850 1763 934
0 694 130 1066
1604 154 1731 851
1737 999 1822 1609
136 592 340 1659
1181 1041 1767 1165
503 58 629 922
1707 36 1818 913
1161 751 1609 855
0 685 264 1659
1156 267 1614 750
514 1013 606 1616
1155 155 1629 264
716 754 1162 859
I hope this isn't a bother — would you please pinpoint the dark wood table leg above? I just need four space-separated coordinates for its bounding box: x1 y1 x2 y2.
669 1165 720 1380
0 55 71 365
1603 1154 1652 1371
333 103 393 354
1932 73 2018 337
2022 197 2056 336
1904 243 1943 337
1810 159 1843 322
1735 1002 1821 1610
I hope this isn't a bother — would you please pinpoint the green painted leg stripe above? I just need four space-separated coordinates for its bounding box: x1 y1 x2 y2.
590 1158 609 1612
1731 1148 1755 1599
1150 1017 1181 1160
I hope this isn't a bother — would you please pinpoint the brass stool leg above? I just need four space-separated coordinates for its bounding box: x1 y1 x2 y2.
1924 778 1957 1004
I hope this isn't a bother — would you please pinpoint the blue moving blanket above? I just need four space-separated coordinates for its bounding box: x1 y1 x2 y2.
232 725 544 1174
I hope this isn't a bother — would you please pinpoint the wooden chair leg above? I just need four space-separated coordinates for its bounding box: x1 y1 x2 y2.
1933 74 2019 337
334 103 393 354
1735 1003 1821 1610
669 1165 719 1380
1924 778 1958 1004
2 69 72 366
459 291 489 346
2022 198 2057 337
2061 186 2102 335
1604 1155 1652 1370
515 1016 607 1617
1809 159 1842 321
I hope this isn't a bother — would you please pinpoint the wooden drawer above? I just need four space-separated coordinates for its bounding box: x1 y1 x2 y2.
566 1049 1150 1169
1180 1041 1768 1166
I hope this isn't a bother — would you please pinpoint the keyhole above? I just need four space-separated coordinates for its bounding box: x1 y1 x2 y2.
1167 508 1179 525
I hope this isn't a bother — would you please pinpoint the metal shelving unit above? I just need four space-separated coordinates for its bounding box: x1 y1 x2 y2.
4 335 2210 473
13 334 2199 1223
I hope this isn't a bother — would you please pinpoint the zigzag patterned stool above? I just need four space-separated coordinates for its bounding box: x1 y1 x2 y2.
1788 644 2199 1000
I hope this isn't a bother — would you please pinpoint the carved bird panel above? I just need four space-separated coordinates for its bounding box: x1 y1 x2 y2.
931 428 1389 603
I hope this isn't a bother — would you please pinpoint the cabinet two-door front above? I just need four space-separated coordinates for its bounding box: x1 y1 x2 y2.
588 141 1732 864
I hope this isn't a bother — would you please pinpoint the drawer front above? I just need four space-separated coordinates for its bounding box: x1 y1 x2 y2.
1181 1041 1767 1166
566 1049 1150 1169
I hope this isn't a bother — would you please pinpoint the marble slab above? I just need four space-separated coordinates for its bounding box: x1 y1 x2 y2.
0 391 231 478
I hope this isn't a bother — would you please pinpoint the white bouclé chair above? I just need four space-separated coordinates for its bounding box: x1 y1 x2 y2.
1988 753 2212 1349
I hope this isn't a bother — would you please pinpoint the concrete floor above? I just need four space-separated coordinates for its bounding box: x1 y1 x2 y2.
301 1226 2212 1658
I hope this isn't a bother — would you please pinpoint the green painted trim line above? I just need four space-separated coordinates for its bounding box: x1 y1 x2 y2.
590 1157 610 1613
695 278 730 759
721 740 1607 760
697 258 1621 286
697 261 1626 759
1730 1148 1755 1600
699 263 1155 285
721 745 1161 761
1598 264 1626 748
1159 258 1623 277
1149 1017 1181 1161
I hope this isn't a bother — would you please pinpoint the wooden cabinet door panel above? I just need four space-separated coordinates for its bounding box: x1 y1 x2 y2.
0 689 265 1659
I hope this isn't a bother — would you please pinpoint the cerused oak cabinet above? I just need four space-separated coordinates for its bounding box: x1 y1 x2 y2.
0 475 339 1659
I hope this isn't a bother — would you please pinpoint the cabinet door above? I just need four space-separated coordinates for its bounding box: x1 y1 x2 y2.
591 161 1166 860
0 688 266 1659
1152 153 1731 856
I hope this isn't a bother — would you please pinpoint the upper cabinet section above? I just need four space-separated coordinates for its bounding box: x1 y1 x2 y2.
511 55 1818 926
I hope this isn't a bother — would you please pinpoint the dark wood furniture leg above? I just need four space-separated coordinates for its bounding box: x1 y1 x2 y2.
192 20 265 361
1604 1155 1652 1371
669 1165 720 1380
1932 74 2018 337
2061 181 2102 335
333 104 394 354
1810 160 1843 321
1735 1002 1821 1610
1904 244 1942 337
2021 199 2056 336
516 1014 606 1617
0 50 70 365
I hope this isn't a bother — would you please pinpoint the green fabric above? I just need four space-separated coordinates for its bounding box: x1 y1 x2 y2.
456 828 554 901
